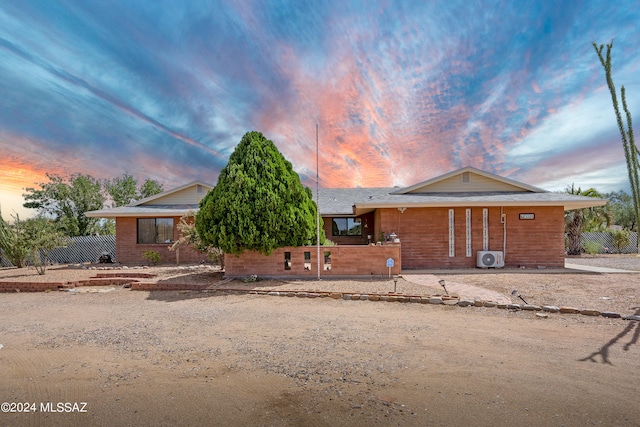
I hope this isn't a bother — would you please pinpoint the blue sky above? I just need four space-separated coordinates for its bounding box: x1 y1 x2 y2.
1 0 638 219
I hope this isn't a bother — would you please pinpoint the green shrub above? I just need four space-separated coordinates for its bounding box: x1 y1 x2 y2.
582 241 601 255
142 250 160 265
609 229 631 253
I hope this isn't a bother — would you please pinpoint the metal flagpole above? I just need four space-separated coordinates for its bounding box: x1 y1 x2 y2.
316 124 321 280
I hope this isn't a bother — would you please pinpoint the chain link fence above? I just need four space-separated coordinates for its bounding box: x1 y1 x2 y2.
579 231 638 254
0 252 12 267
0 235 116 267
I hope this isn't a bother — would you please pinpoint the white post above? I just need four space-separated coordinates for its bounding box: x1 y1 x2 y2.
316 124 320 281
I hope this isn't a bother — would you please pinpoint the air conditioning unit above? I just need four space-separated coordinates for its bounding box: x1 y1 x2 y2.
477 251 504 268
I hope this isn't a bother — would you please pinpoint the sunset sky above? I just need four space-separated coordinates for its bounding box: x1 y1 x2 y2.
1 0 638 220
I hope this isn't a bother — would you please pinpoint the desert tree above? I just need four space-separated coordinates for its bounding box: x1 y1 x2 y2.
604 190 636 231
102 174 163 235
23 173 105 236
0 209 66 273
169 212 224 268
0 208 30 267
103 173 164 207
22 217 67 275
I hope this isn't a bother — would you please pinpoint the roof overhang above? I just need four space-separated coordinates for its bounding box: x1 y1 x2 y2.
85 207 198 218
350 198 607 216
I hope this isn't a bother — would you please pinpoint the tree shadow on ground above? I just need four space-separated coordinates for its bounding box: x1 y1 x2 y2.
143 277 313 302
144 288 252 302
579 307 640 365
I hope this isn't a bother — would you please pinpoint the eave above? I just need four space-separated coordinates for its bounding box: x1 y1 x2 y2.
351 198 607 216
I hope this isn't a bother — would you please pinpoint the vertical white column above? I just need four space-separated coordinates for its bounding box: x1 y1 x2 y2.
466 208 472 257
448 209 455 257
482 208 489 251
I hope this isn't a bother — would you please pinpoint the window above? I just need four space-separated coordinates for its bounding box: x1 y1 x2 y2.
331 218 362 236
137 218 174 244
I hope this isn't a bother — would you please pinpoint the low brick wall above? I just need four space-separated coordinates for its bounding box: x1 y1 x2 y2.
225 244 401 278
0 281 70 292
0 277 139 293
93 273 157 279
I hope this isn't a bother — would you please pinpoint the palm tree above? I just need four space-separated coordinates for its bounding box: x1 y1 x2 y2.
564 184 610 255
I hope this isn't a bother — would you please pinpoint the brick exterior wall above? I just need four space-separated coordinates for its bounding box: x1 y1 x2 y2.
376 206 564 269
112 205 563 270
225 244 401 278
116 217 205 265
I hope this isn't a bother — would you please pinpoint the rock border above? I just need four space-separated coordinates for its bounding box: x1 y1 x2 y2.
2 274 638 322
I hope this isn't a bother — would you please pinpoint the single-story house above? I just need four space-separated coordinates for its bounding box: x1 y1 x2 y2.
316 166 607 270
87 167 606 272
86 181 213 264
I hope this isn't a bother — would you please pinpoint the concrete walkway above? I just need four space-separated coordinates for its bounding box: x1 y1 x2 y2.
564 263 639 273
403 274 512 304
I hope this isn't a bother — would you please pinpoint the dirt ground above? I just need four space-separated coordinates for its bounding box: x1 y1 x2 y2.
0 256 639 426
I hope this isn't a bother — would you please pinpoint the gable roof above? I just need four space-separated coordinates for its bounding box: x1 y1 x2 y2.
391 166 545 194
131 181 213 206
316 167 607 216
86 181 213 218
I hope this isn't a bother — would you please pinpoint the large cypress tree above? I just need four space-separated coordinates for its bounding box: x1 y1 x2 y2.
196 131 322 255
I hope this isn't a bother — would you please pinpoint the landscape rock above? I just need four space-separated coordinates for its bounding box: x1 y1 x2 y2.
506 304 521 310
428 297 443 305
559 307 580 314
457 299 474 307
622 315 640 321
580 309 601 316
601 311 621 319
542 306 560 313
483 301 497 308
329 293 342 299
522 305 541 311
535 313 549 319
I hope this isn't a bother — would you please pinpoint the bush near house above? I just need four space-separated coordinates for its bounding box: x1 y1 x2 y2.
142 250 161 265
